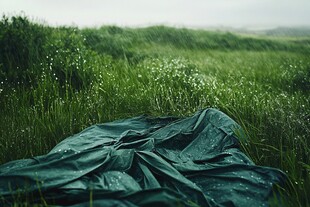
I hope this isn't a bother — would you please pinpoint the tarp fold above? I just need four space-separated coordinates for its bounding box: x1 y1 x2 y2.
0 108 286 206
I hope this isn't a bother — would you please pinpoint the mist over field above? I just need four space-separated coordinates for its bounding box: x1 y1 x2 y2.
1 0 310 28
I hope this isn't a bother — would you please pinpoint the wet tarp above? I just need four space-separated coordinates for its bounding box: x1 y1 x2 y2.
0 108 286 206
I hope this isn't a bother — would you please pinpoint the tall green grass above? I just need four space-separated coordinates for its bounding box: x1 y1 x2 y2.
0 15 309 206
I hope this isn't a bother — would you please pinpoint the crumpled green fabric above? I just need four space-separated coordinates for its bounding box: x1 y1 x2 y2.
0 108 286 206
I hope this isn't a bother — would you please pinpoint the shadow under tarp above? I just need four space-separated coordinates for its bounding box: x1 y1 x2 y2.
0 108 286 206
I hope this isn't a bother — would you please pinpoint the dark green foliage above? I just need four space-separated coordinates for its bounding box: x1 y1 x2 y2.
82 27 147 65
138 26 196 48
81 26 143 63
82 28 127 58
292 67 310 91
279 59 310 93
0 15 48 86
133 26 308 52
0 16 95 90
44 27 95 90
81 25 310 58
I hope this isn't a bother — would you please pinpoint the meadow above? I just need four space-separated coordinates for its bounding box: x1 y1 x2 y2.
0 16 309 206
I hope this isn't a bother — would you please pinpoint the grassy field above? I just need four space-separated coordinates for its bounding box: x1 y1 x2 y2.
0 16 309 206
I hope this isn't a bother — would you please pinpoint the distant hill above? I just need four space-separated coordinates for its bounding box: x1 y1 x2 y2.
197 26 310 38
263 27 310 37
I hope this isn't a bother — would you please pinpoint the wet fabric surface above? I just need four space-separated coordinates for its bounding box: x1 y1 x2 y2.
0 108 286 206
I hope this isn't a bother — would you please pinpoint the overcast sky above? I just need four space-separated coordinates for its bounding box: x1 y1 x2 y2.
1 0 310 29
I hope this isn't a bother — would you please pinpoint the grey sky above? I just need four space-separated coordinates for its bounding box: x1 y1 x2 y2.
0 0 309 28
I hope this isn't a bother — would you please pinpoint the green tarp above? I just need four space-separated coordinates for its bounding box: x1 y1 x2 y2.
0 108 286 206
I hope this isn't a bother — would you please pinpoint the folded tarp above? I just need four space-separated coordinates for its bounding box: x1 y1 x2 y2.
0 108 286 206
